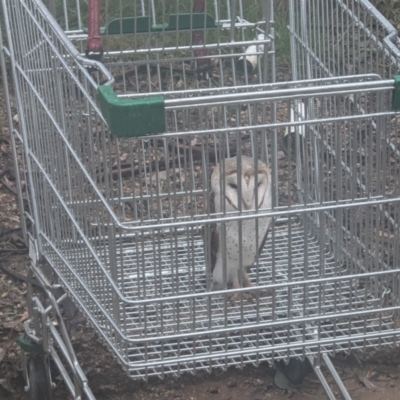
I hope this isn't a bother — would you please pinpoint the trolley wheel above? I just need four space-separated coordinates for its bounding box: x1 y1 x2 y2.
27 356 52 400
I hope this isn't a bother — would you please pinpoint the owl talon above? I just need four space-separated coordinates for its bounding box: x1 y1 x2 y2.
228 291 253 304
229 289 273 305
252 289 274 299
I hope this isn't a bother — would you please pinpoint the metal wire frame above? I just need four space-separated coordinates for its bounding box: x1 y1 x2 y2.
21 263 96 400
1 0 400 382
289 0 400 81
46 0 276 90
48 1 273 49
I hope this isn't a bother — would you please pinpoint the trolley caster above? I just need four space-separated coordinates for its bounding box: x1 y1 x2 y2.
27 355 53 400
18 334 53 400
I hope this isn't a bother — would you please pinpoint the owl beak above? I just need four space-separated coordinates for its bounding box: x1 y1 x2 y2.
243 202 252 210
241 176 254 210
242 193 254 210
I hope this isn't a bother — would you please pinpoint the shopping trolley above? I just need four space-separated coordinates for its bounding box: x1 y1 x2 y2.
1 0 400 399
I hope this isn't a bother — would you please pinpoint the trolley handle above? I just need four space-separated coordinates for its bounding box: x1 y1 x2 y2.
98 86 165 138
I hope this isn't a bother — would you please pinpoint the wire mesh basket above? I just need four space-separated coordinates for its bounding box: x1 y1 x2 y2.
1 0 400 386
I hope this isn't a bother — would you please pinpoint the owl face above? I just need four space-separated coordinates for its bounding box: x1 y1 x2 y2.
211 156 271 212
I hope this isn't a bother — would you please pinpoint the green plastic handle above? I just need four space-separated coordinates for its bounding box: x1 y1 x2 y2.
392 75 400 111
98 86 165 138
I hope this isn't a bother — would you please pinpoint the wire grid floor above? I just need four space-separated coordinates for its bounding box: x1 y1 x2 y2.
48 220 397 377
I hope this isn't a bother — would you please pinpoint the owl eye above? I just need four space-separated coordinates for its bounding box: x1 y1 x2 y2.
228 183 238 189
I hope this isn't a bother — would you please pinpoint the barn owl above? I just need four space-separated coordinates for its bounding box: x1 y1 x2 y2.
206 155 272 299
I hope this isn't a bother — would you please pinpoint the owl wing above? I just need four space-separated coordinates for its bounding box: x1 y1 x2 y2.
257 172 272 260
257 221 271 258
209 222 219 273
203 179 219 276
